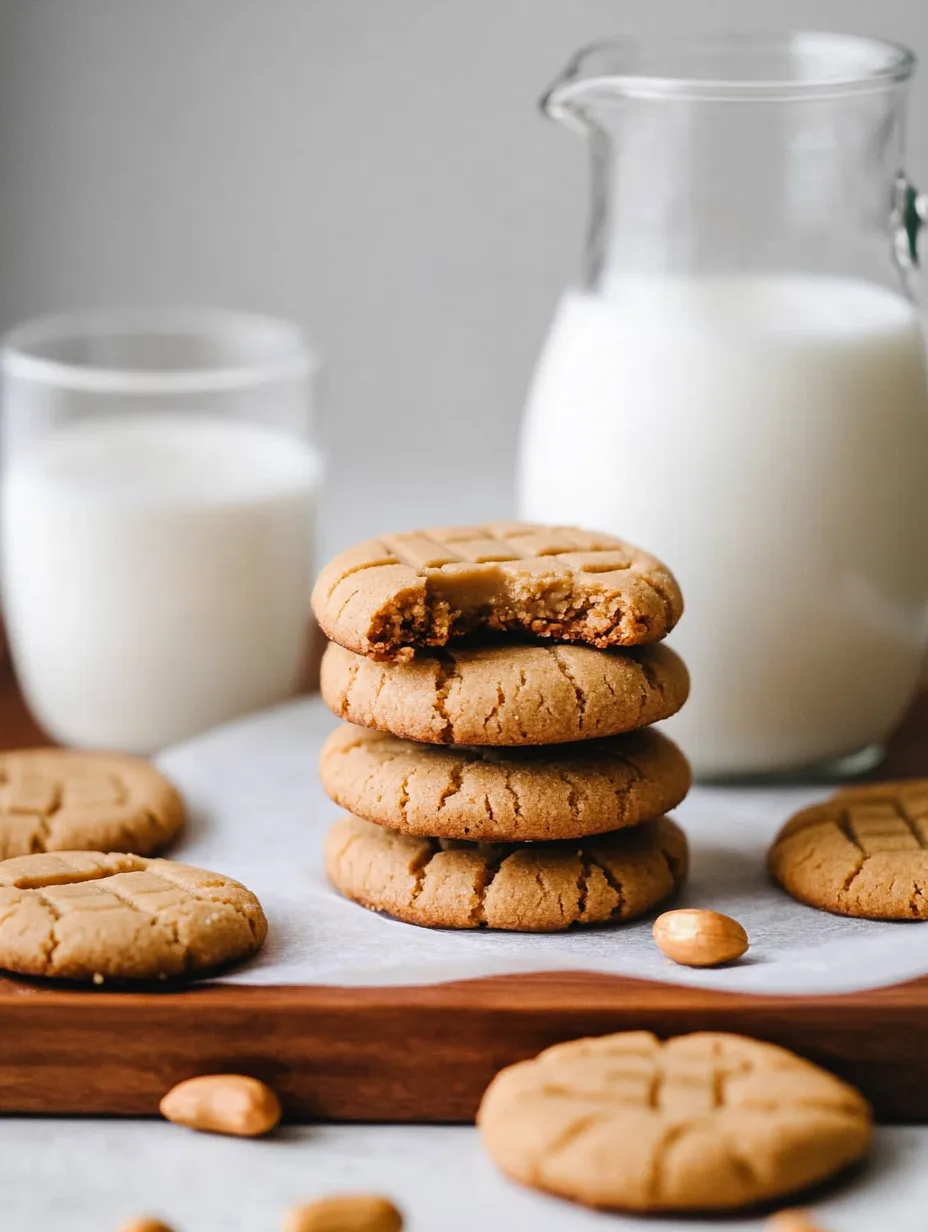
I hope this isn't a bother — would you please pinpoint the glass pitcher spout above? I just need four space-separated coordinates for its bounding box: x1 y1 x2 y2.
543 32 916 114
540 33 923 287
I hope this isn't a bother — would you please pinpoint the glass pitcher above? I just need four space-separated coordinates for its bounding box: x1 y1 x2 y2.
517 33 928 780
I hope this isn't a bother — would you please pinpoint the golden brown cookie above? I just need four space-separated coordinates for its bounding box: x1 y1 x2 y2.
320 640 689 746
320 723 691 843
325 814 687 931
311 521 683 661
829 778 928 805
0 749 184 859
769 781 928 918
0 851 267 981
478 1031 871 1211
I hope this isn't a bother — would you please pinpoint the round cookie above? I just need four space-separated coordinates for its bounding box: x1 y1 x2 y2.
0 851 267 981
0 749 184 860
829 778 928 805
319 723 692 843
312 521 683 661
320 640 689 746
478 1031 871 1211
324 814 687 931
769 780 928 918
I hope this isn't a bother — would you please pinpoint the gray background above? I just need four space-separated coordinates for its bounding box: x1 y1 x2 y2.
2 0 927 544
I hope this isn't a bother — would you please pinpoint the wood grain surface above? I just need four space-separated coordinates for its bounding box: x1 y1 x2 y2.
0 663 926 1123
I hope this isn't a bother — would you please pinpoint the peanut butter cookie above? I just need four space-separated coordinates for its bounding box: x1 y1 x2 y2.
312 522 682 661
478 1031 871 1211
769 780 928 918
0 851 267 980
324 814 687 930
320 640 689 746
0 749 184 859
319 723 691 843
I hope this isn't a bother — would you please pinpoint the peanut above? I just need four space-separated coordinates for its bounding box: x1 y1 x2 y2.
766 1210 829 1231
652 908 748 967
159 1073 281 1137
283 1194 403 1232
116 1220 176 1232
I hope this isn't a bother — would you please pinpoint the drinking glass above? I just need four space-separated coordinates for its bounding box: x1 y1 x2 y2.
1 308 321 752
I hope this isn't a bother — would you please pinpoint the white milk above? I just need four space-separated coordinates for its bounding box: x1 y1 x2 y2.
2 412 320 752
518 275 928 776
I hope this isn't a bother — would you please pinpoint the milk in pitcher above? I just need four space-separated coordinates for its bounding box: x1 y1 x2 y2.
518 274 928 775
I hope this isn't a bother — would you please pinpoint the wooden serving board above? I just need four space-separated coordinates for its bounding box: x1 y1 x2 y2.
1 666 927 1124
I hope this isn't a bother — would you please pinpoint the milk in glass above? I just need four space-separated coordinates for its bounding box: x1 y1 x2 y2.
2 413 320 751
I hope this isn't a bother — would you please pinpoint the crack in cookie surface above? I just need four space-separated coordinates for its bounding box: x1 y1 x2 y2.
324 814 686 932
477 1031 871 1212
0 751 185 860
312 521 684 661
320 640 689 747
769 782 928 919
0 851 266 980
320 723 691 844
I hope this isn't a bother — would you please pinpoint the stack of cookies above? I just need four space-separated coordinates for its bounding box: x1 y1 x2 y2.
313 521 693 932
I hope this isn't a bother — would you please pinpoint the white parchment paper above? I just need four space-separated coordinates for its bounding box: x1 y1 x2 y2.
156 698 928 996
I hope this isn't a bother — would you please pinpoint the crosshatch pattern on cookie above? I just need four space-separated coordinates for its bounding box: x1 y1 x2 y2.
837 800 928 853
831 779 928 845
0 851 267 980
508 1031 853 1111
769 781 928 919
0 751 184 859
377 524 644 572
312 521 684 659
478 1031 872 1212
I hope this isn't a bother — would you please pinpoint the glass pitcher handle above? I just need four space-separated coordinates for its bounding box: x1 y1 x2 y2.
893 174 928 268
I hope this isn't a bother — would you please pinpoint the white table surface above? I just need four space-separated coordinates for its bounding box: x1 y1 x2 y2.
2 1120 926 1231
